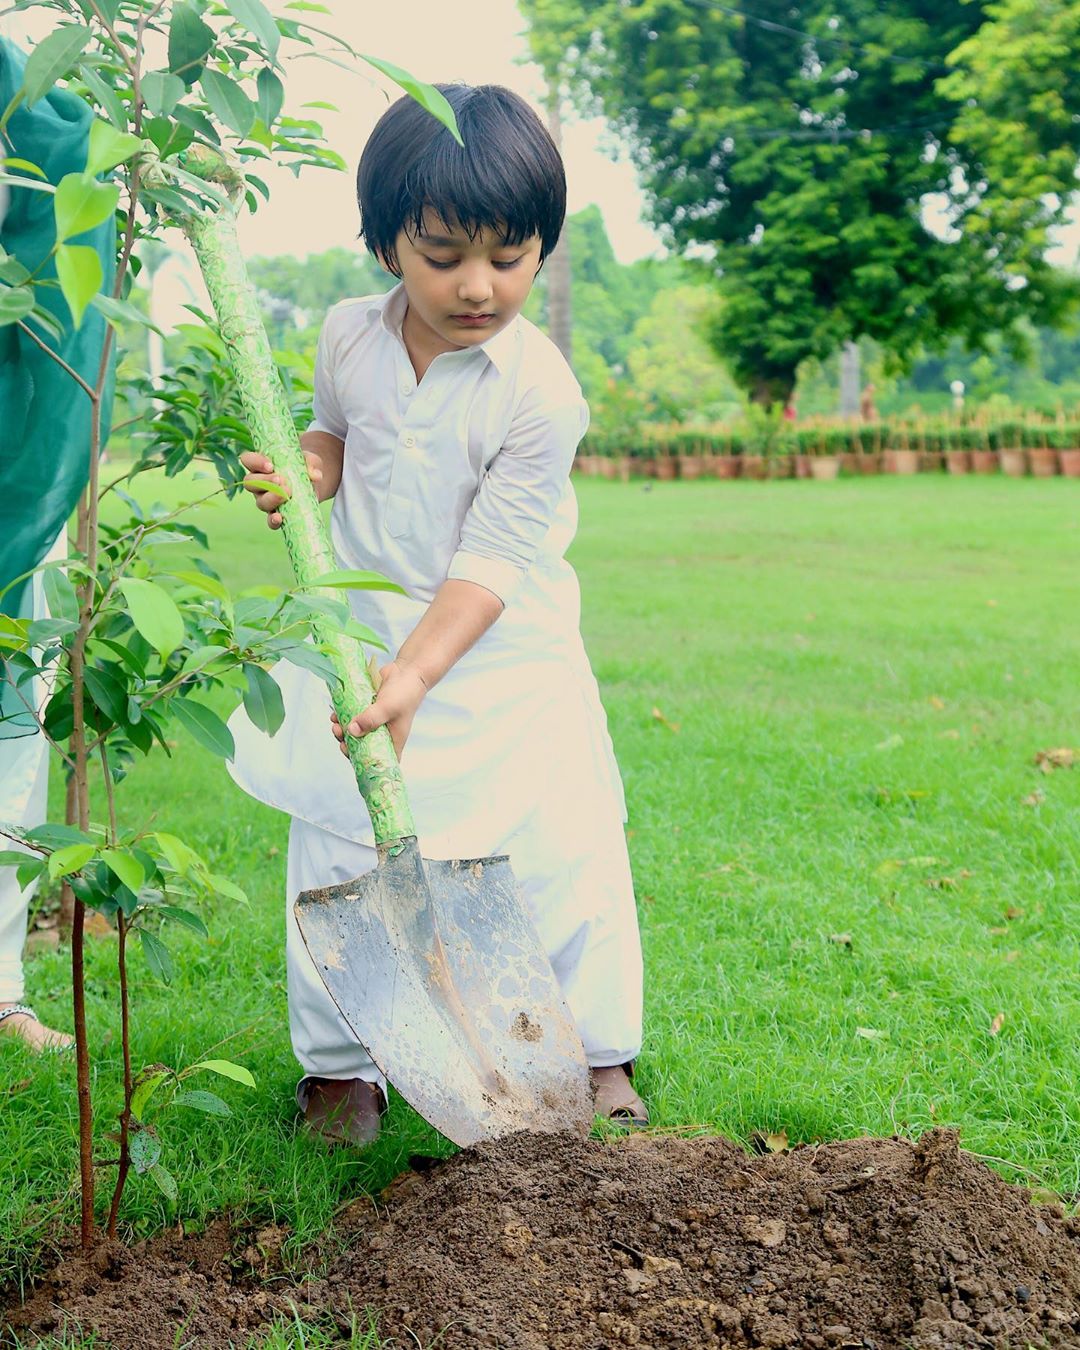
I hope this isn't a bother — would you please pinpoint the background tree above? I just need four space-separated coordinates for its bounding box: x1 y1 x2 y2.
521 0 1080 405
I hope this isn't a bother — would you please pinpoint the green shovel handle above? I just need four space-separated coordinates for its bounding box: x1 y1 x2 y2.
177 155 415 847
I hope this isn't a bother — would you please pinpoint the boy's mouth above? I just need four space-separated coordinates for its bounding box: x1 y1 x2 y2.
450 312 496 327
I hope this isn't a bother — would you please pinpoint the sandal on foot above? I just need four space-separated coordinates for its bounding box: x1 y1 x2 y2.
591 1062 649 1129
297 1076 386 1148
0 1004 74 1053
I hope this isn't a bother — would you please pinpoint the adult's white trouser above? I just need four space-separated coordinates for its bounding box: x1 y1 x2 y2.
0 729 49 1002
285 814 644 1099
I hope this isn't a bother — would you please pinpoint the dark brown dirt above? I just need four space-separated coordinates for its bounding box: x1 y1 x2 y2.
5 1129 1080 1349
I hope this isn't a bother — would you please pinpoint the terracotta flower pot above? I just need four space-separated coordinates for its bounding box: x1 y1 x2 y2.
920 451 944 473
1028 448 1058 478
598 457 619 480
1000 448 1027 477
1059 448 1080 478
795 454 812 479
971 450 999 474
741 454 766 481
654 457 678 481
858 453 881 475
881 450 897 474
615 458 631 482
892 449 920 475
809 455 840 481
678 455 704 480
946 450 971 475
714 455 741 480
769 454 794 479
840 452 861 475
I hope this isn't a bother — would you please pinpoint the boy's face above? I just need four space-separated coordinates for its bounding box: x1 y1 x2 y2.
390 210 543 355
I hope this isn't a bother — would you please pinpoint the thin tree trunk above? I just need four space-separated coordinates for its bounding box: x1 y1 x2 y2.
545 95 572 368
839 340 860 417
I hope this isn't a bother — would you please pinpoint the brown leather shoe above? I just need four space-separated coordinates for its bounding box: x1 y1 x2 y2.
591 1062 649 1129
299 1077 386 1147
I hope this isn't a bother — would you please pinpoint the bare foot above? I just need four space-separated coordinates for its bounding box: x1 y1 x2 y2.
0 1004 74 1052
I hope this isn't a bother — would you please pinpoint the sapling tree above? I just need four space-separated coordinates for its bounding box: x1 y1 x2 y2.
0 0 453 1250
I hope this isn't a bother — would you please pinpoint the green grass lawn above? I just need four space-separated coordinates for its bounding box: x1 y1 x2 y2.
4 473 1079 1334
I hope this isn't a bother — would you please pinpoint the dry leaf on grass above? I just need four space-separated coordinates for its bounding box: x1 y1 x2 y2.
750 1128 790 1155
989 1012 1006 1037
1021 791 1045 808
1004 906 1024 921
1034 747 1076 773
828 932 853 948
651 706 680 733
855 1026 888 1042
875 733 904 752
928 696 946 710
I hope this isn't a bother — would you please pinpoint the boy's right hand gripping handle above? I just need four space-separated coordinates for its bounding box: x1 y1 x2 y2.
177 154 416 848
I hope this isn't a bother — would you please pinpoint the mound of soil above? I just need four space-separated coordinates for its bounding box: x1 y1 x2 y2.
5 1129 1080 1349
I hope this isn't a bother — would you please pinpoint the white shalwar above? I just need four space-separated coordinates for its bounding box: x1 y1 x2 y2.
228 285 643 1096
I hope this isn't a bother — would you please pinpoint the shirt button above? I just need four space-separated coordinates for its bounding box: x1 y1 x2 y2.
402 433 416 448
401 382 412 395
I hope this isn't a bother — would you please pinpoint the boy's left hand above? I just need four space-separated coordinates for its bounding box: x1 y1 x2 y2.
330 659 429 761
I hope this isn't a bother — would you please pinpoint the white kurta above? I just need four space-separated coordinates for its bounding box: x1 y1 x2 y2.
228 286 643 1086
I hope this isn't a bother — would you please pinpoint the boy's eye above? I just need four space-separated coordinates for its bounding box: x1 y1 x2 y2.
493 257 524 271
423 256 457 270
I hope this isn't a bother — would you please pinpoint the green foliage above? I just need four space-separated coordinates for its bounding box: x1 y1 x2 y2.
521 0 1080 401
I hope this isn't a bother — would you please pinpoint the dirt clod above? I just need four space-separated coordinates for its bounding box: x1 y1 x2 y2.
4 1128 1079 1348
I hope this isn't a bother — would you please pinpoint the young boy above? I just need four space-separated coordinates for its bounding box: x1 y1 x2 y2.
233 84 645 1145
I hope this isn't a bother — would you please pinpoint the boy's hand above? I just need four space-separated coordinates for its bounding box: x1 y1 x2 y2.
330 659 430 761
240 450 323 530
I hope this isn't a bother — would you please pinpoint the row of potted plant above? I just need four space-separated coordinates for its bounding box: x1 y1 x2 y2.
573 416 1080 480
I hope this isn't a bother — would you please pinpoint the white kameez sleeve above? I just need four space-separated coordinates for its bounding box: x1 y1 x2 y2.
307 309 349 440
447 385 589 605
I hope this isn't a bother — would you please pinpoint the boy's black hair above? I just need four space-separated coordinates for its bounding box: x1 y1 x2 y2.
357 84 566 275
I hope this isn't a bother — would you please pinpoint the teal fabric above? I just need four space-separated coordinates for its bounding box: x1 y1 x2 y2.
0 35 117 735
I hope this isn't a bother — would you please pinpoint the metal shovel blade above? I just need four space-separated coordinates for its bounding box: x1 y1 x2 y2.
294 838 593 1146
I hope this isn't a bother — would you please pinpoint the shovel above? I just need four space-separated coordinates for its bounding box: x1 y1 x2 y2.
175 147 593 1145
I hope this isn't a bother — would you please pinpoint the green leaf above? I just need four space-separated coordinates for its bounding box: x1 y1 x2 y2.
172 1088 230 1116
43 566 79 623
171 699 235 760
55 173 119 242
22 25 92 107
225 0 281 62
192 1059 256 1089
100 848 145 896
360 56 463 146
90 292 164 335
48 843 96 880
204 873 248 905
152 832 201 876
168 1 215 85
149 1162 178 1202
117 577 185 658
306 569 406 594
139 928 175 984
242 662 285 736
240 476 287 498
0 157 45 177
83 664 128 727
255 67 284 127
55 243 103 329
0 252 30 284
17 858 45 890
85 120 142 177
141 71 187 118
77 62 127 131
0 850 35 868
131 1068 173 1121
158 905 209 937
0 285 34 326
199 68 256 138
129 1127 162 1174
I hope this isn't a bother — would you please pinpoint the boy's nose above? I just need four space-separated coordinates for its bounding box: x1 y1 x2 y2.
457 267 494 304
